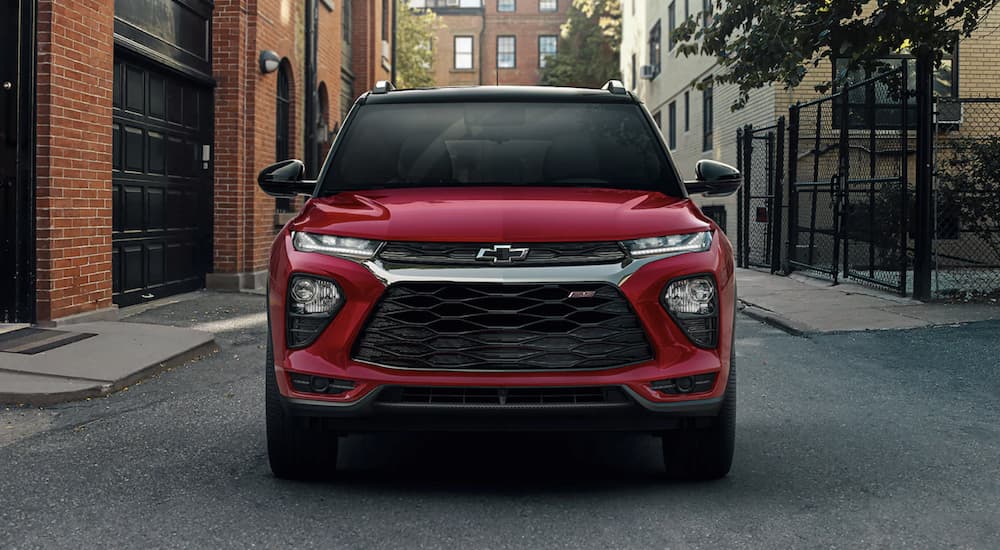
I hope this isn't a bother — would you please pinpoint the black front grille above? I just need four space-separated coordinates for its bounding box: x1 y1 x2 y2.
377 386 631 406
378 242 626 266
352 283 653 371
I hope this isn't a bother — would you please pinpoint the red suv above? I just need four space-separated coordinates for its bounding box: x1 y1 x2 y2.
258 81 742 480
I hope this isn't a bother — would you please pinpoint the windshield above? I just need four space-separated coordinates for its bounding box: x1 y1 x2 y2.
319 101 682 196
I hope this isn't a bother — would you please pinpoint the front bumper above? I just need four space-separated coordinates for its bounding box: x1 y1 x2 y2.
278 381 724 432
267 227 737 430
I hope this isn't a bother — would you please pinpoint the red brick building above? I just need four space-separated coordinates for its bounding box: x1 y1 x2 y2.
0 0 392 324
414 0 567 87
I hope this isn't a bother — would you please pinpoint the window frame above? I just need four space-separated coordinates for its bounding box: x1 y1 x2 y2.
539 0 557 12
648 20 662 78
668 101 677 150
538 35 558 68
702 80 714 152
498 0 516 12
830 50 959 130
454 35 474 70
497 35 516 69
668 2 676 51
684 90 690 132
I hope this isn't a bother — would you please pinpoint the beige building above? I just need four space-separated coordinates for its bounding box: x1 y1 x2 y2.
621 1 1000 245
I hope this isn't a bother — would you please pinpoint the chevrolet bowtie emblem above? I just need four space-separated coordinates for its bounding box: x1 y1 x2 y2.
475 244 530 264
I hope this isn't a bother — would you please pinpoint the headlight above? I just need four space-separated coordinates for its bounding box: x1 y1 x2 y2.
623 231 712 258
662 275 718 348
292 231 382 260
287 275 344 347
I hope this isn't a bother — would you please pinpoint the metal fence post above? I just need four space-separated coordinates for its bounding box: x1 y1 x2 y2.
913 52 935 300
736 127 744 268
771 117 785 273
742 124 754 270
786 105 800 274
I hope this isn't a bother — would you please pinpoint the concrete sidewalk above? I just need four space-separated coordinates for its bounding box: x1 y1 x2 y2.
737 268 1000 334
0 319 216 406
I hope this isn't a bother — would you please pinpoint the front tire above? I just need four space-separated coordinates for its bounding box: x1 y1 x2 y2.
265 328 339 480
661 361 736 481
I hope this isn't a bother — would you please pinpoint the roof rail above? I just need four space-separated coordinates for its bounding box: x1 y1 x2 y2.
372 80 396 94
602 80 627 95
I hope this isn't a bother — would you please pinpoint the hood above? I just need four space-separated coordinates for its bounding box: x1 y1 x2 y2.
291 187 711 242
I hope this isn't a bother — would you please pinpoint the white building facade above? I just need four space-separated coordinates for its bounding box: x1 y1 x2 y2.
620 0 778 240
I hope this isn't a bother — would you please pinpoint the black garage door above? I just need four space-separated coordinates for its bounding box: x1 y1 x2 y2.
111 54 213 306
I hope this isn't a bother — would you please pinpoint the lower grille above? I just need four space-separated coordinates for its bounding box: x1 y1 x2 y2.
352 282 653 371
377 386 630 406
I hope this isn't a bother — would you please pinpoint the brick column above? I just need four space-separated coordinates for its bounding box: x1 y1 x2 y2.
34 0 116 322
209 0 267 290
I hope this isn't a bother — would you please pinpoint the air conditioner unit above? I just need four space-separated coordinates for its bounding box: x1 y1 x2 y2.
640 65 656 80
935 101 964 125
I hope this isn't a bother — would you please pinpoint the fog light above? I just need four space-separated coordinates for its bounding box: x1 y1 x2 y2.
651 373 717 395
288 373 356 395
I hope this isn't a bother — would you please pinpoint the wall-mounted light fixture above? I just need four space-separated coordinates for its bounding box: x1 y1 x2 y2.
259 50 281 74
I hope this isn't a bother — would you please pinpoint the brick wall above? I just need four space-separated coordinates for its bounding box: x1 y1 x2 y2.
34 0 115 321
431 12 484 87
351 0 393 94
482 0 566 85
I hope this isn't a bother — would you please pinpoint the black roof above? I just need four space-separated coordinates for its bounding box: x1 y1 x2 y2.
361 85 638 105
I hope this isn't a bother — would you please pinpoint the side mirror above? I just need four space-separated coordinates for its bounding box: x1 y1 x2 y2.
257 159 316 197
684 160 742 197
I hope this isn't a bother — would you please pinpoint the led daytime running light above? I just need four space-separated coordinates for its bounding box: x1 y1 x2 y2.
624 231 712 258
292 231 382 260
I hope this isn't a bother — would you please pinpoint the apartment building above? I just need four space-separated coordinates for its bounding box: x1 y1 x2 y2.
621 1 1000 242
412 0 567 86
0 0 392 324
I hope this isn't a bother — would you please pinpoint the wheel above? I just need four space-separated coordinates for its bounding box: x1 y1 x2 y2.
662 360 736 481
265 327 339 480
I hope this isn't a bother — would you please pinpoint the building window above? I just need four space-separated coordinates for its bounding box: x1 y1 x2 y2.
498 0 515 12
684 91 690 131
668 2 676 50
539 0 557 12
340 74 354 122
630 53 636 89
653 111 662 130
648 21 661 78
382 0 389 41
702 80 714 151
539 35 557 68
702 0 714 28
343 0 352 44
668 101 677 149
831 52 957 129
702 205 727 234
684 0 689 21
454 36 474 70
497 36 516 68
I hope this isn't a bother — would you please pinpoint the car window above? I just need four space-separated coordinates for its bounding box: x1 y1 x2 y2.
320 102 682 195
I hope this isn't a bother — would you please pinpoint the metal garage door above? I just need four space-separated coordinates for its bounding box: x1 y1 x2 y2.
111 54 213 306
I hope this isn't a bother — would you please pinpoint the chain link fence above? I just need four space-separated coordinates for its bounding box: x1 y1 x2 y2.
933 98 1000 300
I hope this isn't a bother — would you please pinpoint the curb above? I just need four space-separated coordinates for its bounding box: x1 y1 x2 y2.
738 302 812 337
0 340 218 407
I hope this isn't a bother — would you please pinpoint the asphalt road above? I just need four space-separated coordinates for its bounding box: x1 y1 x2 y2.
2 291 998 549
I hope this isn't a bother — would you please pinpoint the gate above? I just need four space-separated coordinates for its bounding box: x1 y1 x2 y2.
787 67 911 295
736 120 784 272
